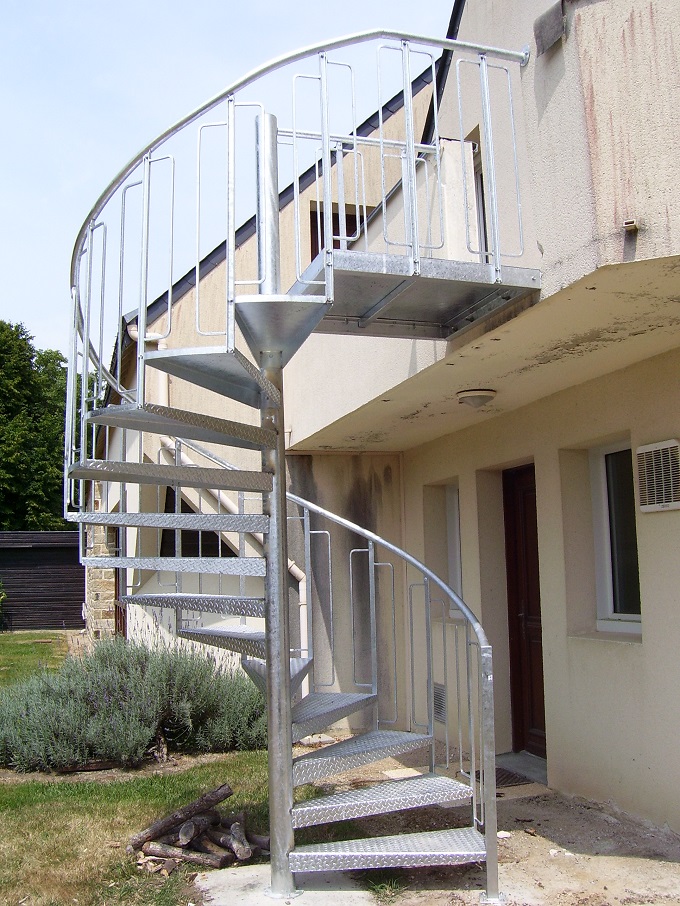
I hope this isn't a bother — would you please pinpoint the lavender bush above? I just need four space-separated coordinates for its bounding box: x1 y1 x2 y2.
0 638 266 772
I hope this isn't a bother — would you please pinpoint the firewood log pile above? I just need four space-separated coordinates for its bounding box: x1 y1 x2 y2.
127 782 270 873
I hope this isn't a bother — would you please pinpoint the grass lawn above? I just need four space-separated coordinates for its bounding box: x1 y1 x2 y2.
0 753 272 906
0 630 70 688
0 634 343 905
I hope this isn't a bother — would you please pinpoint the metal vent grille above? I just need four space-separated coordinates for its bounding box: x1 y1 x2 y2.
636 440 680 512
433 682 447 724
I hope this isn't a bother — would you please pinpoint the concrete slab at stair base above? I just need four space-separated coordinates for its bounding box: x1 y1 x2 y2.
194 862 375 905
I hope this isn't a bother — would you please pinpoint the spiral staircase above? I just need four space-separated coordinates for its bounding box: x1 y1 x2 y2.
65 30 540 903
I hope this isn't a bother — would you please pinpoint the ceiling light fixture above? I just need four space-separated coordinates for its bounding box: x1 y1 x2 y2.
456 389 497 409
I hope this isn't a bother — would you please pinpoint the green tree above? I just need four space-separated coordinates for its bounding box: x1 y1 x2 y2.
0 321 71 530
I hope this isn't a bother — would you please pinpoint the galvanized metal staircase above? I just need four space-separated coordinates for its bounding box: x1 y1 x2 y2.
63 30 539 904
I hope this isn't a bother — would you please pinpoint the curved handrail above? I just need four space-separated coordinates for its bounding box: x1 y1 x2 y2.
286 490 489 649
70 28 528 290
139 432 489 648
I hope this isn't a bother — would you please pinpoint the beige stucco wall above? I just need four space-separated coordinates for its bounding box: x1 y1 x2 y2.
456 0 680 296
286 452 408 729
398 345 680 832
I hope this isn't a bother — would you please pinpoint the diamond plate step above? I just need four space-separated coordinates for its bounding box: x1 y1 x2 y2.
236 295 330 368
87 403 276 450
177 625 266 658
83 555 266 576
289 826 486 872
241 656 313 697
291 773 472 828
69 460 272 493
293 729 432 786
291 693 376 743
121 593 265 618
67 511 269 532
145 346 281 408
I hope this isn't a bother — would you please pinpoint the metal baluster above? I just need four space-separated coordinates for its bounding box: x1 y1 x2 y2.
478 54 502 282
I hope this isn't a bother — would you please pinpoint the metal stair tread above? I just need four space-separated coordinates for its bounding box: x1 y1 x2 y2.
177 625 266 659
293 729 431 786
289 826 486 871
291 773 472 828
69 460 272 493
291 692 377 743
144 346 281 408
121 593 265 619
83 555 266 576
87 403 276 450
67 510 269 532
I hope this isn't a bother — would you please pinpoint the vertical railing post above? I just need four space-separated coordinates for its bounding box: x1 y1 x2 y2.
401 40 420 274
318 52 334 302
81 223 95 467
367 540 378 729
480 645 501 904
424 577 435 772
256 111 297 899
226 96 236 349
65 287 80 510
478 54 502 283
137 154 152 406
303 507 314 666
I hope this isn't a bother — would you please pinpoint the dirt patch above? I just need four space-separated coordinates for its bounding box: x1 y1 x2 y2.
355 791 680 906
306 742 680 906
65 628 93 657
0 751 232 786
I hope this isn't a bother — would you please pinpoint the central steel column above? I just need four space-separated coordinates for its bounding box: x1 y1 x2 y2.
257 112 297 899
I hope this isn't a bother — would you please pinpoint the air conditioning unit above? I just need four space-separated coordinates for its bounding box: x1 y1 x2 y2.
636 440 680 512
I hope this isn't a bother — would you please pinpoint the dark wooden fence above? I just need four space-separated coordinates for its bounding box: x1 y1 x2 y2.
0 532 85 631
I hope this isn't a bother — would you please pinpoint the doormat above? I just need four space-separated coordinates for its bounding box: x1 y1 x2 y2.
476 767 531 789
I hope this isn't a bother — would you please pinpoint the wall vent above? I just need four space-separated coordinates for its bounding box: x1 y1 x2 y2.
636 440 680 512
433 682 447 723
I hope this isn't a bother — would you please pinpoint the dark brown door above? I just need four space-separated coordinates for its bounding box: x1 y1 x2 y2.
503 465 546 759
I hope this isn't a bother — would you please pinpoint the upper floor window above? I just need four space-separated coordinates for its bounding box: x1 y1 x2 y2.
590 443 641 633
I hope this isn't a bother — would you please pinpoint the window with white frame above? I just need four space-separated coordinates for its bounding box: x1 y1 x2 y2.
590 442 642 632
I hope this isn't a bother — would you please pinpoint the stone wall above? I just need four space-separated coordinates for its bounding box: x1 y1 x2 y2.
84 483 117 639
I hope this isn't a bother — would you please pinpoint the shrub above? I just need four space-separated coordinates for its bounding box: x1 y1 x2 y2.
0 638 267 772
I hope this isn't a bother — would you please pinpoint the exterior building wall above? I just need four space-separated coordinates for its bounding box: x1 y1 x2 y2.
96 2 680 832
287 452 407 728
399 346 680 832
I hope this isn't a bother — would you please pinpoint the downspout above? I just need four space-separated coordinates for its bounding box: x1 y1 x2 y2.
125 324 169 406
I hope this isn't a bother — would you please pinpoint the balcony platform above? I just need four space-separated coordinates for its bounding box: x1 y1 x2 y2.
293 249 541 340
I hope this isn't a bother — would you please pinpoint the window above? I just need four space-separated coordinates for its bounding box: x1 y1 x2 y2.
590 443 641 632
310 209 359 260
160 488 235 558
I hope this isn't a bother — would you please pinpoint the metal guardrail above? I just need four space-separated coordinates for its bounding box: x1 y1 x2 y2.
79 425 498 839
65 31 530 502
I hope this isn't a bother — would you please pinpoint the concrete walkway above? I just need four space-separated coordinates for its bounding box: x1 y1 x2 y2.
195 864 375 906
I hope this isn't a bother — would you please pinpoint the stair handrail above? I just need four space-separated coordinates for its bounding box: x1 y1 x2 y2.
287 490 488 648
147 434 490 648
70 29 528 296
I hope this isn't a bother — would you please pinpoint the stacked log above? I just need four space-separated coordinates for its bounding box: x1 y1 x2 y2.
128 783 270 872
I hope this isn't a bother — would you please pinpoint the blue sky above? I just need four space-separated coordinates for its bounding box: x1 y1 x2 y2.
0 0 454 356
